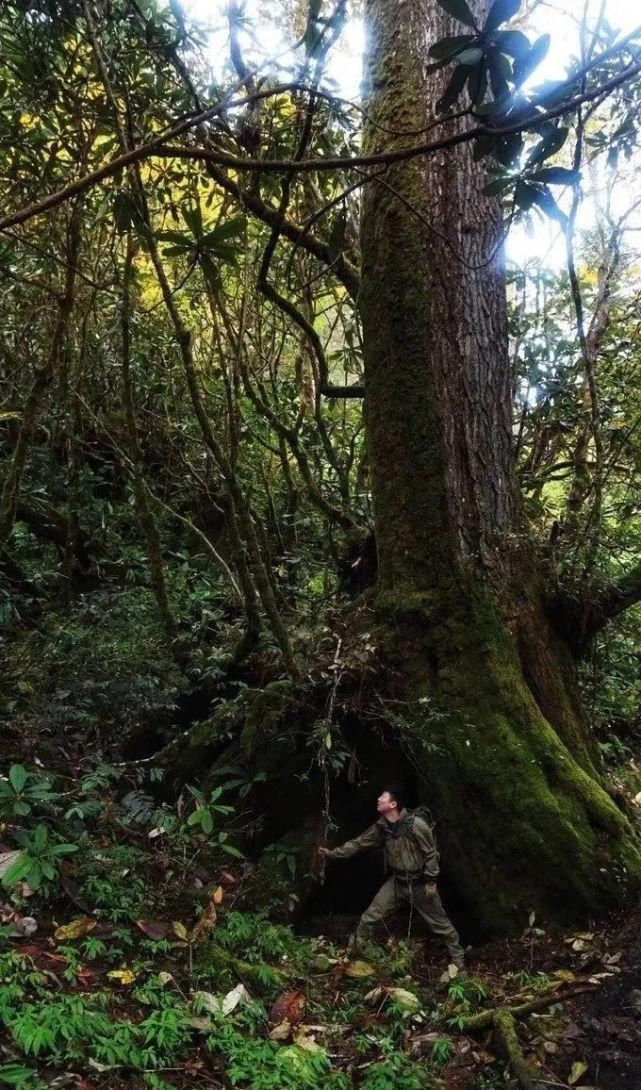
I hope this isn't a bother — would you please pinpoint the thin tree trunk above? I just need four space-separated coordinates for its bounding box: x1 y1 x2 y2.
121 235 176 638
0 203 82 545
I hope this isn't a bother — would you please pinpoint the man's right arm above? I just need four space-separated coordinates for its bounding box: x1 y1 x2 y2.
324 823 381 860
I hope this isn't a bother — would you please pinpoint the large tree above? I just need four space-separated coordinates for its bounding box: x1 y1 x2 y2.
357 0 641 929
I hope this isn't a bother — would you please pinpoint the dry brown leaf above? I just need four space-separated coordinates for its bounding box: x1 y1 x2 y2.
270 989 305 1027
136 919 169 941
213 885 224 904
190 891 218 943
269 1021 292 1041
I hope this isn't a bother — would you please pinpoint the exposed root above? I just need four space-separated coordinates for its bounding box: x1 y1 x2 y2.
458 984 596 1089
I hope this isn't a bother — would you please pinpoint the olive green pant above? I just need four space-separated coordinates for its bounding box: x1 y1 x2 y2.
355 877 464 965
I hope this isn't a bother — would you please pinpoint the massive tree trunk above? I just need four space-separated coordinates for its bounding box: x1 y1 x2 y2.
359 0 641 930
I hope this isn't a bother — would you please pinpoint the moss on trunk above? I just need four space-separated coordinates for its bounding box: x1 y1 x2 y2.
374 581 641 932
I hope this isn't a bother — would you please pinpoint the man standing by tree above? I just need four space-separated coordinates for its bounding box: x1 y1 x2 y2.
320 787 464 967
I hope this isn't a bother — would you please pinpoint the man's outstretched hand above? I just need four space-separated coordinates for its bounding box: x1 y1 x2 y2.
425 882 437 896
318 846 331 857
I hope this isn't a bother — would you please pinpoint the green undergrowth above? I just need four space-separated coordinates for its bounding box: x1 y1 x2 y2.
0 759 502 1089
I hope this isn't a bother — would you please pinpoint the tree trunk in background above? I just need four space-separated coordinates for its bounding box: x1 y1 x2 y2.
359 0 641 930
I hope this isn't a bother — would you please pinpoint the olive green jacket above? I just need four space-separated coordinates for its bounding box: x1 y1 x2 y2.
326 809 439 882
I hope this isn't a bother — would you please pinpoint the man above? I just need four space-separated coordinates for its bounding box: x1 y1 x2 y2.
319 786 464 968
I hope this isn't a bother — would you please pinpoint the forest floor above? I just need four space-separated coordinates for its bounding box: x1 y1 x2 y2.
2 837 641 1090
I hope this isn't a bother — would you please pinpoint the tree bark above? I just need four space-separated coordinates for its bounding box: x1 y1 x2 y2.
358 0 641 930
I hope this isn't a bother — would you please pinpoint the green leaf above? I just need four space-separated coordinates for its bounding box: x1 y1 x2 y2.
1 853 30 888
9 765 27 794
436 0 478 28
525 125 569 167
492 29 531 58
220 842 244 858
529 167 580 186
514 179 539 211
183 206 203 239
483 175 514 196
514 34 550 86
0 1064 40 1087
204 215 246 243
485 0 521 33
13 801 31 816
494 133 524 167
428 34 475 60
200 252 220 293
33 824 47 851
201 810 214 835
487 49 511 100
528 185 568 223
163 243 195 257
437 64 469 111
468 59 488 105
458 47 483 65
49 842 79 855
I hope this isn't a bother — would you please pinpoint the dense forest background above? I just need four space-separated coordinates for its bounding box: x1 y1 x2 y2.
1 0 641 1087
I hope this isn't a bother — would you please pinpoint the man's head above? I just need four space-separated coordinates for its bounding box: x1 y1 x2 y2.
377 785 405 816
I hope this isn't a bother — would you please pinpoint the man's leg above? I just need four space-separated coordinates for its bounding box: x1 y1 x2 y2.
353 877 398 946
410 885 465 967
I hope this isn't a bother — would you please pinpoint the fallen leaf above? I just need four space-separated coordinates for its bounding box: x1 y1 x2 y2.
344 959 375 978
553 969 577 982
217 870 237 888
54 917 96 942
569 1061 589 1085
385 986 421 1012
190 892 218 942
187 1016 215 1032
107 968 136 985
222 983 250 1015
293 1026 323 1052
136 919 169 940
194 984 250 1017
269 1021 292 1040
172 921 189 941
270 989 305 1027
213 885 224 904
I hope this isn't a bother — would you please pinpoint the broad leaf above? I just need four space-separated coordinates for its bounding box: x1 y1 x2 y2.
514 34 550 87
9 765 28 794
437 64 469 111
428 34 475 60
458 47 483 65
529 166 580 186
485 0 521 33
492 29 531 58
183 206 203 239
436 0 478 28
525 125 570 167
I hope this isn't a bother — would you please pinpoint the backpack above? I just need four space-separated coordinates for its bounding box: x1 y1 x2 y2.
376 806 440 864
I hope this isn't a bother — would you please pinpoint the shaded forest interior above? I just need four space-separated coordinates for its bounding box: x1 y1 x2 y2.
2 0 641 1087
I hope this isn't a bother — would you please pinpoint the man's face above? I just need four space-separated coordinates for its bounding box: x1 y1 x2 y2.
377 791 398 815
